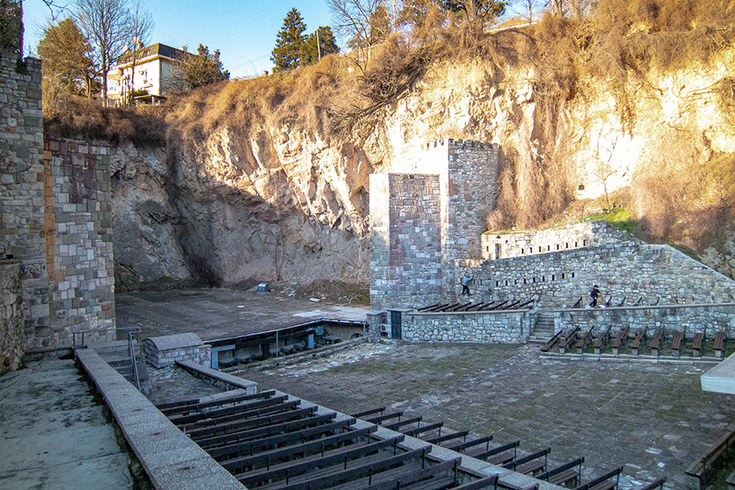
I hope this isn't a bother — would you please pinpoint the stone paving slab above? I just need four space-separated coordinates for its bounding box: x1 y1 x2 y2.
0 355 135 489
236 341 735 489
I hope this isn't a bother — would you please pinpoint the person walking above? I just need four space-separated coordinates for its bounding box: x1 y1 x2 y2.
461 272 473 296
589 284 601 307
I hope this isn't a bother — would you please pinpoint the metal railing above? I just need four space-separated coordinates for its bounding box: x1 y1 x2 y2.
127 330 141 391
72 327 143 391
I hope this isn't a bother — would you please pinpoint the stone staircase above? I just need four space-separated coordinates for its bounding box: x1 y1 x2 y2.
528 312 557 344
93 341 151 397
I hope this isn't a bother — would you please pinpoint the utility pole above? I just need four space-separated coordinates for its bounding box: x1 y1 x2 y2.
316 28 321 61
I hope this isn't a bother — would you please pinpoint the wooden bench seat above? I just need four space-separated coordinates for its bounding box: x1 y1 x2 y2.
631 327 647 356
649 329 663 357
503 447 550 475
611 327 629 356
541 330 563 353
670 331 685 358
685 426 735 489
466 440 519 462
692 332 705 357
538 457 584 487
714 331 727 359
575 465 624 490
559 327 580 354
640 476 666 490
594 326 612 354
575 328 594 354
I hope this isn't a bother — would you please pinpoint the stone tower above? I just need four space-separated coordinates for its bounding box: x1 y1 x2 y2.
370 139 499 310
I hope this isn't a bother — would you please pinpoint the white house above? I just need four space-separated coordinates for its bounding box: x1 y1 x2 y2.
106 43 189 105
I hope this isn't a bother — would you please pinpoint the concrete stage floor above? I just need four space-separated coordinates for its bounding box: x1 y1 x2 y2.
116 288 370 341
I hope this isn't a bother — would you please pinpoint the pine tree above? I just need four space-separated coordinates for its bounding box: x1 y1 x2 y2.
300 26 339 66
271 8 307 72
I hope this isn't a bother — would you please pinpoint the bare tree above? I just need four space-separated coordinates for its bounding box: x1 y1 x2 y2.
509 0 545 24
74 0 131 102
592 133 620 211
329 0 387 71
122 0 152 104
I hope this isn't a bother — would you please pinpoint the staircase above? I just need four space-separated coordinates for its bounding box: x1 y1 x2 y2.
528 312 557 344
94 340 151 397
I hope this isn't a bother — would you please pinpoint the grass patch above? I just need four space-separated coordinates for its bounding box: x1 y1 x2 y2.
586 207 647 240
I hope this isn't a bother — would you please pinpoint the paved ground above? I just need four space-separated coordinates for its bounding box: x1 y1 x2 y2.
116 288 370 341
233 342 735 489
0 355 135 489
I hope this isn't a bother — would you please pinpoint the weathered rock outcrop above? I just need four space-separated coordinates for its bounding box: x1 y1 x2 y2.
110 44 735 289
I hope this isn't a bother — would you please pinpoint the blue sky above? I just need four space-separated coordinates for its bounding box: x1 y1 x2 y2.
22 0 334 78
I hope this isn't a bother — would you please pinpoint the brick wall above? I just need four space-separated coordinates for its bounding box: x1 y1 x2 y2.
0 260 24 373
42 137 116 349
0 54 48 349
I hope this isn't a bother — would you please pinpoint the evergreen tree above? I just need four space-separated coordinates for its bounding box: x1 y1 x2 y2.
181 44 230 90
271 8 307 72
300 26 339 65
0 0 23 56
38 18 97 97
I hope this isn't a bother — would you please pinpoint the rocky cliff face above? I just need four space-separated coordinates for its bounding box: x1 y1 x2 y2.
110 44 735 289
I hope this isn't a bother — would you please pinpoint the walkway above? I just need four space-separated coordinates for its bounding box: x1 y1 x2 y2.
0 355 135 489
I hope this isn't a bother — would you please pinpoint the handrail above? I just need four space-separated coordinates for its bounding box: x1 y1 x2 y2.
72 326 142 349
128 330 141 391
72 326 143 392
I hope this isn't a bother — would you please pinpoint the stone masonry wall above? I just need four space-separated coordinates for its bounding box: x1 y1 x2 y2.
464 243 735 308
481 221 636 260
402 309 533 344
370 139 499 310
41 137 115 349
369 173 442 310
557 304 735 339
0 54 48 349
0 260 24 373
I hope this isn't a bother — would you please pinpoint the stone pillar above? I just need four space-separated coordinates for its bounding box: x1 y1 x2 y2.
0 54 48 346
43 138 116 349
0 260 24 373
369 173 442 310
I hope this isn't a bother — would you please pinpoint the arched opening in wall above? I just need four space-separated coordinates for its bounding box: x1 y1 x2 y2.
583 240 587 246
556 244 560 250
521 248 525 254
547 245 550 251
552 274 556 281
566 243 569 249
538 246 543 253
495 243 501 260
574 242 578 247
562 273 566 279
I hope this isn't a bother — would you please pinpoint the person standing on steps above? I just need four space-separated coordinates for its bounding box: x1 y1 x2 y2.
461 272 473 296
589 284 601 307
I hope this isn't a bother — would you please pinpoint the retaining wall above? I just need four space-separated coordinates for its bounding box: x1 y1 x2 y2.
466 243 735 308
557 304 735 338
402 309 534 343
